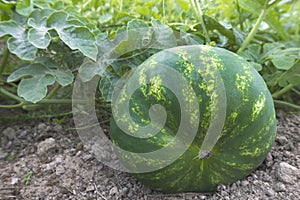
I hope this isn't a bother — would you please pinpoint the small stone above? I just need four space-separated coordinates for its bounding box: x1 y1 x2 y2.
265 188 275 197
109 186 118 196
45 156 63 171
86 184 95 192
82 154 93 162
53 124 63 132
107 171 114 178
276 135 288 145
38 123 47 130
0 148 8 159
275 162 299 184
274 182 286 192
253 180 260 185
266 153 273 162
11 177 19 185
37 138 57 156
76 142 83 150
200 195 207 199
241 180 249 187
127 191 133 198
18 130 29 139
75 151 82 157
2 127 16 140
230 183 237 190
122 187 129 195
55 165 66 175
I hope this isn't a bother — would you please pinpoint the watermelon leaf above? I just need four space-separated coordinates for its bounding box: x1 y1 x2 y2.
46 11 98 61
7 61 74 103
7 31 38 61
271 55 295 70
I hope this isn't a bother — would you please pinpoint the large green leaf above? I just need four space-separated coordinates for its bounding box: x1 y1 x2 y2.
0 21 22 37
114 19 150 55
16 0 34 16
46 11 98 60
78 59 104 82
18 75 55 103
203 15 236 45
7 31 38 60
27 9 53 48
151 19 177 49
28 27 51 49
271 55 295 70
0 20 38 60
7 62 74 103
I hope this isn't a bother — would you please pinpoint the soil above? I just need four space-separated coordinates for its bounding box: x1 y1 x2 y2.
0 110 299 200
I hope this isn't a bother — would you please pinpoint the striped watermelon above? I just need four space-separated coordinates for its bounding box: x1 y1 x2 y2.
110 45 277 192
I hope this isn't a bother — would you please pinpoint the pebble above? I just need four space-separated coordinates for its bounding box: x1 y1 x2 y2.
265 153 273 166
2 127 16 140
109 186 118 196
53 124 63 132
11 177 19 185
0 148 8 159
37 138 57 156
55 165 66 175
274 182 286 192
18 130 29 139
241 180 249 187
38 123 47 130
86 184 95 192
265 188 275 197
127 191 133 198
230 183 237 190
275 162 299 184
276 135 288 145
45 156 64 171
82 154 93 162
75 150 82 157
122 187 129 195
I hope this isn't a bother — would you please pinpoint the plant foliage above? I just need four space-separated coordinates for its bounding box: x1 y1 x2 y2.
0 0 299 114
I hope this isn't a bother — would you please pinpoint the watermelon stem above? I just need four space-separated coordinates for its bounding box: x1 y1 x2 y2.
0 46 9 76
237 6 268 53
272 83 294 99
274 100 300 110
189 0 211 44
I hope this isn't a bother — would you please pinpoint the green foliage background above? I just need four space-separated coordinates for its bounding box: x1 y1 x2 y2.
0 0 299 119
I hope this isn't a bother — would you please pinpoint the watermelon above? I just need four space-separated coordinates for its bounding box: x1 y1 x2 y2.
109 45 277 192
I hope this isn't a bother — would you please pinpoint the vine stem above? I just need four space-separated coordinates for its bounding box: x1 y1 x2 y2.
292 88 300 96
238 7 268 52
0 87 25 108
0 102 24 109
189 0 210 43
120 0 123 12
0 87 24 102
236 0 244 31
295 1 300 42
0 47 10 75
0 86 86 108
162 0 166 23
45 84 61 99
272 83 294 99
274 100 300 110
